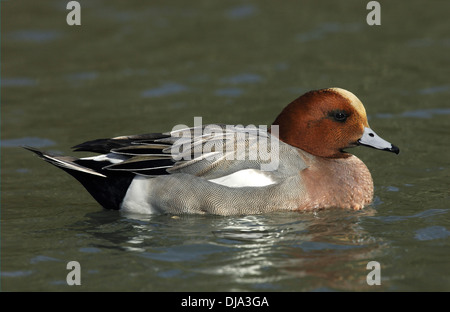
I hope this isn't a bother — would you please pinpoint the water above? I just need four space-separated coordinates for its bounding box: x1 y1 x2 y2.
2 0 449 292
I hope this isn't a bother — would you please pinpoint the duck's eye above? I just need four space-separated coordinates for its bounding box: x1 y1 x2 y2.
333 111 348 122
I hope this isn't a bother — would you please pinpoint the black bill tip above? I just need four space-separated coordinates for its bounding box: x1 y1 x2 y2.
387 144 400 155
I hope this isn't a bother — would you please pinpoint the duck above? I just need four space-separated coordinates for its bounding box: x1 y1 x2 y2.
24 87 399 215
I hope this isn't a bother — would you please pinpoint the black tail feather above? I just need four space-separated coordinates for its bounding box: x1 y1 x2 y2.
24 146 134 210
72 133 171 154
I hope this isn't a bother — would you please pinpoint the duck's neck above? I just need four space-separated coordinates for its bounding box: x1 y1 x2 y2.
298 151 374 210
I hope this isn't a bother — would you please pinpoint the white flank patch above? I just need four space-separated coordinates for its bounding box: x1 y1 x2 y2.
121 176 158 214
81 153 126 164
208 169 277 188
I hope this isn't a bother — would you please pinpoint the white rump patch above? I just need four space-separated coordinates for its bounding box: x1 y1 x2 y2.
121 176 158 214
208 169 277 188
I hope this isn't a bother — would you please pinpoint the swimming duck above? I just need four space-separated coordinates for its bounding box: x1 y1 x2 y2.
25 87 399 215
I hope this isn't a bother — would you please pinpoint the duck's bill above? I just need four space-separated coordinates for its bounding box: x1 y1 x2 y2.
357 127 400 154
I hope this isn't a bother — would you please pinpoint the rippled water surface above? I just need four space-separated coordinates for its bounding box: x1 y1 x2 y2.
2 0 449 292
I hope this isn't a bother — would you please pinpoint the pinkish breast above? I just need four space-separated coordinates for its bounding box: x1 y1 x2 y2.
298 153 374 210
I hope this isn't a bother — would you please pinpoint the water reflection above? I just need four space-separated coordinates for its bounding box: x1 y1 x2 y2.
415 226 450 241
1 77 37 87
6 30 62 43
370 107 450 120
418 85 450 95
214 88 243 97
75 208 383 291
225 5 257 20
206 210 382 291
1 137 56 148
141 82 189 98
66 72 99 82
220 73 263 84
296 22 361 42
407 38 450 47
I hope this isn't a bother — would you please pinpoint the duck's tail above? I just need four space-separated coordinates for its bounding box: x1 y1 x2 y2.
23 146 134 210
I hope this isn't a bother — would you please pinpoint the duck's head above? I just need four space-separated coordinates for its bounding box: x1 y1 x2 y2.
272 87 399 158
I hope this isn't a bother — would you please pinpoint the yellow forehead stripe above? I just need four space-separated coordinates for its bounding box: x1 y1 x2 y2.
328 87 368 122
